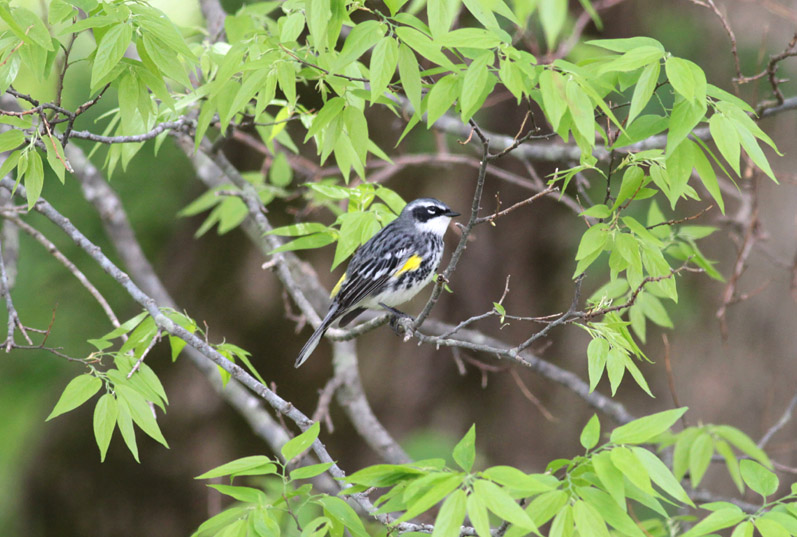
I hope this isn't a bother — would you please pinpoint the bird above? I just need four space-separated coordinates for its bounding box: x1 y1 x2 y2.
295 198 460 368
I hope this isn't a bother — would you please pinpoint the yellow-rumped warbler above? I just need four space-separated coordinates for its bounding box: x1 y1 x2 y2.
295 198 459 367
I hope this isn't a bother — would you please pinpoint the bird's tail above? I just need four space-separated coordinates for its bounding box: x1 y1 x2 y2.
295 307 339 368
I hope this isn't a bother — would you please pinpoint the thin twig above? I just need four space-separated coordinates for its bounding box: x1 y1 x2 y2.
127 329 162 378
758 392 797 449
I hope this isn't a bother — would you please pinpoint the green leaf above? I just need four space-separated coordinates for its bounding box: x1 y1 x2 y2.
573 500 611 537
549 504 574 537
334 20 384 70
290 462 334 480
370 37 399 102
580 414 600 450
539 0 567 49
440 28 504 49
427 74 460 127
740 459 778 497
587 337 608 392
680 508 747 537
714 439 744 493
709 113 741 176
46 374 103 421
712 425 771 467
281 422 320 461
666 97 706 157
268 232 336 254
666 57 706 103
628 61 660 124
587 37 664 53
466 491 491 537
268 222 329 237
591 451 625 507
24 150 44 210
575 223 609 261
276 61 296 107
689 431 715 488
115 398 139 462
0 130 24 152
736 122 777 181
453 424 476 472
525 490 568 528
428 0 454 38
317 496 369 537
673 427 701 479
207 484 267 504
539 69 567 131
460 51 493 122
630 447 693 506
580 204 610 219
398 44 422 113
609 446 653 495
691 137 725 214
280 11 305 42
566 79 595 142
196 455 277 479
473 479 538 532
576 487 645 537
755 518 790 537
606 347 625 395
91 23 132 91
432 489 467 537
637 292 673 328
115 384 168 448
398 474 463 522
344 464 426 488
93 393 117 462
482 467 555 495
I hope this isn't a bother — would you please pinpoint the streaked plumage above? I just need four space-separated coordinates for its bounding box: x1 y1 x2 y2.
295 198 459 367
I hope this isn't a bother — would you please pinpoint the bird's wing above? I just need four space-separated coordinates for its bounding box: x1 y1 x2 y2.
334 233 417 308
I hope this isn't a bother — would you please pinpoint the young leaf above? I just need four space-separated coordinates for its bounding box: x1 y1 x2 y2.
679 508 747 537
628 61 660 124
573 500 611 537
467 491 492 537
24 150 44 210
591 451 625 508
93 393 117 462
116 399 139 462
370 37 399 102
630 446 694 506
398 44 422 113
281 422 320 461
580 414 600 450
452 424 476 472
317 496 369 537
473 479 538 532
46 374 103 421
115 384 168 448
196 456 277 480
290 462 334 480
432 489 467 537
689 431 715 488
91 23 132 91
739 459 778 498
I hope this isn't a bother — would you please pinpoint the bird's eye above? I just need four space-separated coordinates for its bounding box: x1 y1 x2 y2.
427 207 437 214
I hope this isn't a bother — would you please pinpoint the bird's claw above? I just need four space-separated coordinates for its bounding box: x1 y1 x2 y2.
379 303 415 340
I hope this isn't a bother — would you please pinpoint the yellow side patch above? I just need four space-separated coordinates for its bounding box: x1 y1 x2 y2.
394 254 422 277
330 273 346 298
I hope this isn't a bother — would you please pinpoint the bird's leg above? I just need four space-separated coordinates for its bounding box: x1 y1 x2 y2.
379 302 415 338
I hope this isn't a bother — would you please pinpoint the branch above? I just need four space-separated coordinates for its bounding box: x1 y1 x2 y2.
0 211 122 330
64 142 301 469
758 391 797 449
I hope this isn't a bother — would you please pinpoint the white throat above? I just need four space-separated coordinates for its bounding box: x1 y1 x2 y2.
415 215 453 236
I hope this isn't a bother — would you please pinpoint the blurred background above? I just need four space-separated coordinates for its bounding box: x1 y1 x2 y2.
1 0 795 535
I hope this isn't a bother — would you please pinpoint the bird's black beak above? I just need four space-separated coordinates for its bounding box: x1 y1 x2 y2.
445 209 460 217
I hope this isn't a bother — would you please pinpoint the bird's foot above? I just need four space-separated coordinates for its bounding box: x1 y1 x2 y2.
379 303 415 341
